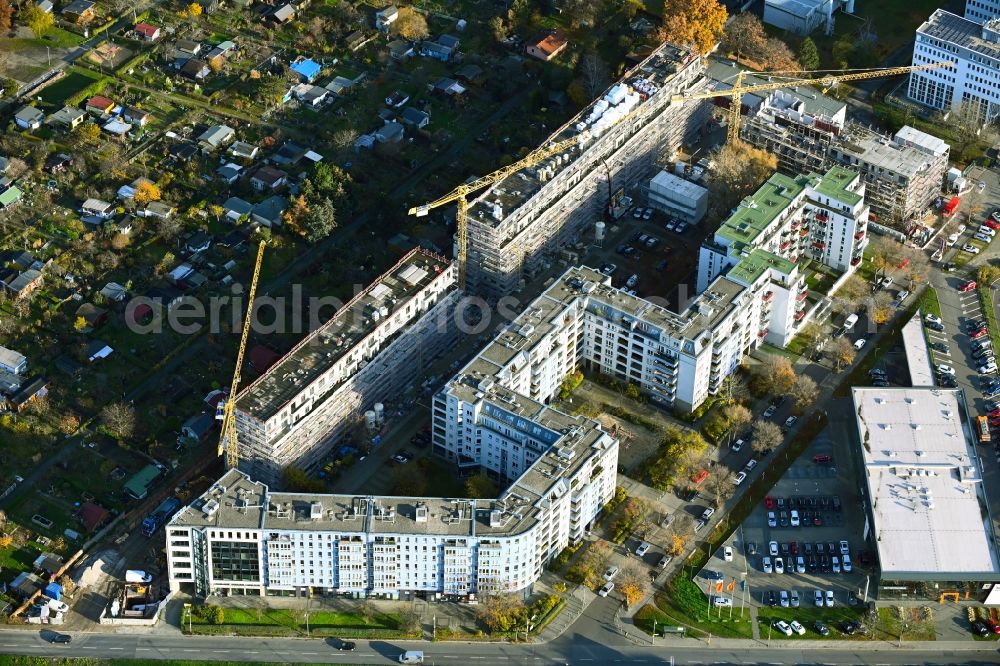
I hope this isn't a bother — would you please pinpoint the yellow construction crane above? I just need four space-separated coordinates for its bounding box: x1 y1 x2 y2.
411 61 953 290
217 238 266 469
672 62 954 144
408 131 590 290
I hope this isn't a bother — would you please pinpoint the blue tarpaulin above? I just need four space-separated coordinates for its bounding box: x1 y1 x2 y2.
44 583 62 600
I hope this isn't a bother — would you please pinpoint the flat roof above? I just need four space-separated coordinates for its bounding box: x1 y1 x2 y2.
468 42 699 228
852 387 1000 577
838 123 945 179
901 311 935 387
716 172 808 248
727 248 795 286
651 170 708 198
704 58 846 120
236 249 452 420
918 9 1000 62
813 166 862 206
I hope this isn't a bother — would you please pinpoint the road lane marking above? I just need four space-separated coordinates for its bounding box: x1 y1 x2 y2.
108 647 124 650
136 648 150 651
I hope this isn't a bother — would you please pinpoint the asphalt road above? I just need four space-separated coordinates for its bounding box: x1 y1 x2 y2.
1 629 999 665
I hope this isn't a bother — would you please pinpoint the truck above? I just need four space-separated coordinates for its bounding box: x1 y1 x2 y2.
141 497 181 537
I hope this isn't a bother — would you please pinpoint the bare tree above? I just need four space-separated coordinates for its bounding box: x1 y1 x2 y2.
751 419 783 455
704 471 734 509
721 12 767 62
578 53 610 101
100 401 135 440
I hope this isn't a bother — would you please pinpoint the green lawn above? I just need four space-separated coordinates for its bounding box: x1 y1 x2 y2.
915 285 941 318
37 68 103 107
977 282 1000 355
651 578 754 639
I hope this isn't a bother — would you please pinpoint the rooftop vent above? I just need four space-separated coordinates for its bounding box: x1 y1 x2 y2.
489 510 502 527
415 505 428 523
915 451 925 457
203 499 219 518
310 501 323 520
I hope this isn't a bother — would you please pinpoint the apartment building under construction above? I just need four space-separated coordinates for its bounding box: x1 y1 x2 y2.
464 42 711 300
233 250 459 486
705 60 949 226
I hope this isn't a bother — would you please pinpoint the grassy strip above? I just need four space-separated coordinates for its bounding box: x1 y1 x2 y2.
977 283 1000 356
916 285 941 318
876 607 936 641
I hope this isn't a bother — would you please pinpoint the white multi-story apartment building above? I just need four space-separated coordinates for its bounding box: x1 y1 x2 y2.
166 403 618 598
909 9 1000 126
464 42 710 300
966 0 1000 23
233 249 459 486
698 166 868 295
432 251 809 419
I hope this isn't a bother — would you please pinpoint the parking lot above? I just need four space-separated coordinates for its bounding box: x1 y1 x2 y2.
699 423 874 613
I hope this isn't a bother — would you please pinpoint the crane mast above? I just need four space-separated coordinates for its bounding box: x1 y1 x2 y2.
217 239 266 470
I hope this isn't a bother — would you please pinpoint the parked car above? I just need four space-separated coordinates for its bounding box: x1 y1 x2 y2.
779 590 790 607
972 620 990 636
657 555 672 569
814 589 824 607
975 232 993 243
604 566 619 581
790 620 806 636
937 364 956 375
784 416 798 428
790 510 800 527
713 596 732 607
825 590 835 607
701 507 715 520
763 405 777 418
774 557 785 574
854 338 866 350
961 280 979 293
925 314 943 326
767 511 777 527
598 582 614 597
774 620 793 636
814 621 830 636
840 620 861 635
635 542 650 557
51 634 72 645
732 438 745 452
733 471 747 485
963 243 982 254
763 557 773 574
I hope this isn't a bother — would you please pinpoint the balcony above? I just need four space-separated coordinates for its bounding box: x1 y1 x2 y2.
780 240 792 251
815 211 829 222
763 291 774 303
812 241 825 250
854 230 865 241
790 220 800 230
796 290 808 302
758 330 767 338
794 310 806 321
850 257 862 266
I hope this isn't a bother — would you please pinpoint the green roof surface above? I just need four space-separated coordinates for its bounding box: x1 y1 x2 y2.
811 166 862 207
716 172 808 248
124 464 161 499
727 248 796 286
0 186 23 207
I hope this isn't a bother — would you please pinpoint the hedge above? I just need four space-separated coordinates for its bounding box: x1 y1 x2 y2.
66 75 111 106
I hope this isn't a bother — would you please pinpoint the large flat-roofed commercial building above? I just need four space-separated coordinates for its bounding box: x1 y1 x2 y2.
464 42 710 299
851 387 1000 601
166 404 617 598
908 10 1000 127
233 250 459 486
698 166 868 295
648 170 708 224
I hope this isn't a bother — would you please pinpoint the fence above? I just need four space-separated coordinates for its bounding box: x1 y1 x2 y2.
868 221 907 243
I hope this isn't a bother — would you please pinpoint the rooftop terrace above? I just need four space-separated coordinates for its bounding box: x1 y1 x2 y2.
716 172 808 249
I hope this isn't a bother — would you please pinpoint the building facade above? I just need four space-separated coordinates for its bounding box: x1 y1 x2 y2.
908 10 1000 127
167 404 618 598
233 250 459 486
966 0 1000 23
464 42 711 300
648 170 708 224
698 166 868 294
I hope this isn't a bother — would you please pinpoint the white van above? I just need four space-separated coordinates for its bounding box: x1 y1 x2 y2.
399 651 424 664
843 314 858 330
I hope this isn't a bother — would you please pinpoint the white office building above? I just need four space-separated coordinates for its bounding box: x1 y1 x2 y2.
698 166 868 296
648 170 708 224
233 250 459 486
166 404 618 598
909 9 1000 127
966 0 1000 23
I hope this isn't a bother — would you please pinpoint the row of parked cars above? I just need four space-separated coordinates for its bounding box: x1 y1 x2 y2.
765 494 842 528
760 540 852 575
